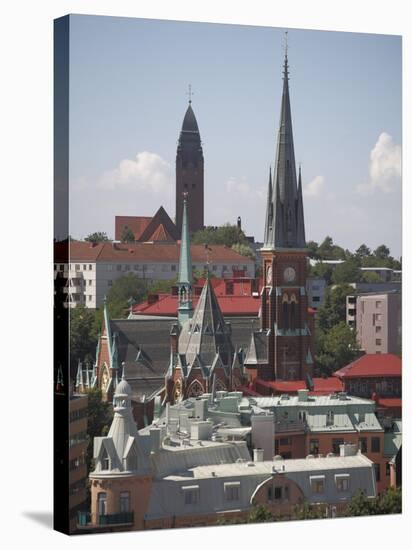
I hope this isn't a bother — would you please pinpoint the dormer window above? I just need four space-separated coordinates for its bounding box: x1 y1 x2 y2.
326 410 334 426
101 449 110 471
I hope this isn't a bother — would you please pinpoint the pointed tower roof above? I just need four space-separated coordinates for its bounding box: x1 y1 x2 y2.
178 196 193 285
178 278 234 368
263 44 306 250
181 104 200 134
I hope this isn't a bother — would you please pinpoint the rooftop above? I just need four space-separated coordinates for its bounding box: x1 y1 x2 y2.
333 354 402 379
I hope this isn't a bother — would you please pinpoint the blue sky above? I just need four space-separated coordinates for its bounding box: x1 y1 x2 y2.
68 15 402 258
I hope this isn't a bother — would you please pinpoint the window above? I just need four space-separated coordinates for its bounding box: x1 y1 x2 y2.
376 313 382 321
335 474 350 492
89 264 92 270
376 326 382 333
88 280 92 286
374 463 380 482
117 264 122 271
60 264 64 271
212 265 217 271
75 264 80 271
386 463 391 476
101 450 110 470
171 264 177 272
83 264 87 270
312 284 320 291
332 438 344 454
224 482 240 501
313 296 320 302
88 295 92 301
299 411 307 422
371 437 381 453
97 492 107 516
119 491 130 513
108 280 113 287
182 486 199 505
54 264 57 271
309 440 319 455
326 410 334 426
279 437 291 446
375 339 382 346
310 476 325 494
375 300 382 308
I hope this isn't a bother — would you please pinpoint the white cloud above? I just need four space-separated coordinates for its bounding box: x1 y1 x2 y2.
98 151 172 193
225 176 265 200
303 175 325 197
357 132 401 195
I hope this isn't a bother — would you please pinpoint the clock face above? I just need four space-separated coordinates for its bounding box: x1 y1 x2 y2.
283 266 296 283
266 265 272 285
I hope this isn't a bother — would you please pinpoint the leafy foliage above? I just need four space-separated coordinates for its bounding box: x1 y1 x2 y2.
344 488 401 516
217 505 275 526
315 321 360 375
331 260 361 285
69 306 99 378
85 388 113 472
231 242 256 260
294 501 328 520
121 226 136 243
316 284 354 331
192 224 249 247
84 231 109 243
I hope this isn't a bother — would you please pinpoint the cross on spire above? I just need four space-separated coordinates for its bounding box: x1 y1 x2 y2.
187 84 194 104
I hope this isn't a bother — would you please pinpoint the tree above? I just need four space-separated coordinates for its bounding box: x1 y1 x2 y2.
317 284 354 331
84 231 109 243
361 271 383 283
374 244 390 260
355 244 371 259
307 240 320 259
309 262 334 286
192 224 249 247
316 322 360 375
69 306 99 378
121 226 135 243
85 388 113 471
331 260 361 284
231 242 256 260
317 236 346 260
294 501 328 520
217 505 274 526
344 487 401 517
105 273 148 319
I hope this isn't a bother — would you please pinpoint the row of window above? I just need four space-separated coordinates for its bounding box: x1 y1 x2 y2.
70 407 88 423
69 431 87 447
70 294 93 302
105 263 249 272
97 491 130 515
70 455 86 471
54 264 93 271
308 436 381 455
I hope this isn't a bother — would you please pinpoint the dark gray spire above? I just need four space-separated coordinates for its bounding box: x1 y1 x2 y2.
263 167 273 246
263 49 306 249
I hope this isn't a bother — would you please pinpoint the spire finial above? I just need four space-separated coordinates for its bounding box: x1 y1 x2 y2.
121 361 126 380
187 84 194 104
282 31 289 80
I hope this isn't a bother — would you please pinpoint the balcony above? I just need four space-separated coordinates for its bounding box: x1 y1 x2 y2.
77 511 134 529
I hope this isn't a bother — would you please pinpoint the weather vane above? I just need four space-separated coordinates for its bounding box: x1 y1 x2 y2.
187 83 194 104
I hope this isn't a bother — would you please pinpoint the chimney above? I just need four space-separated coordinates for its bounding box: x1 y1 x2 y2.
297 389 309 402
339 443 358 457
253 448 264 462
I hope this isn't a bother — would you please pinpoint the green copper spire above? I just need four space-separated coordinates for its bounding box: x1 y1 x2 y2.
178 194 193 326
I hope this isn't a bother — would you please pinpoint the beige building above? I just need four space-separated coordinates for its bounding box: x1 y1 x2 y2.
355 291 401 355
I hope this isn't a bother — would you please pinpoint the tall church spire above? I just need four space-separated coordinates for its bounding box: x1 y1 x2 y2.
177 195 194 326
263 44 306 249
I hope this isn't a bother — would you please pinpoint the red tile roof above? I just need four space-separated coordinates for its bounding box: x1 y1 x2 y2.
55 241 255 264
115 216 151 240
333 354 401 379
376 397 402 409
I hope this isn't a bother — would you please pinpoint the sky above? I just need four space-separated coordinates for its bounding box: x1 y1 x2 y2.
67 15 402 258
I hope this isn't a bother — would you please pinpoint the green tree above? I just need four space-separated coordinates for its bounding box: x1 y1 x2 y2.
231 242 256 260
247 504 274 523
317 236 346 260
294 501 328 520
84 231 109 243
309 262 334 285
192 224 249 247
355 244 371 259
361 271 383 283
69 306 98 377
105 273 148 318
331 260 361 284
317 284 353 331
374 244 390 260
344 490 376 516
85 388 113 471
377 486 402 514
307 240 320 259
121 226 135 243
316 322 360 375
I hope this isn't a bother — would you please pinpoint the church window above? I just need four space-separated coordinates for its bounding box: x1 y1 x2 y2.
290 301 296 329
187 380 204 397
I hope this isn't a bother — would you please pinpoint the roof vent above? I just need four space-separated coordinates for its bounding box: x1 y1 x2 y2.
273 455 283 461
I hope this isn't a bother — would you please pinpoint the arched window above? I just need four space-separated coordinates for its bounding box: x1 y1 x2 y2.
187 380 204 397
97 492 107 516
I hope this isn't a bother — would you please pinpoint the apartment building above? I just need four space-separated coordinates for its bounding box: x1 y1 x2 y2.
306 277 327 309
54 241 255 309
69 394 88 533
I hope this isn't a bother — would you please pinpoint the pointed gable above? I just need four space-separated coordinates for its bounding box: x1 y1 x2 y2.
137 206 179 243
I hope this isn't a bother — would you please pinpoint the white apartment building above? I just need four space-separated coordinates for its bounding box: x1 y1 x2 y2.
54 241 255 309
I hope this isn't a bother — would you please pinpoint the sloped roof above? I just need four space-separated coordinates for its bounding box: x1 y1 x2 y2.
181 104 199 134
57 241 254 264
137 206 179 243
334 354 401 379
115 216 152 241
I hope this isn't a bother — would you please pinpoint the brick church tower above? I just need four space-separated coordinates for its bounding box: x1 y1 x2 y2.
175 98 204 235
244 49 314 382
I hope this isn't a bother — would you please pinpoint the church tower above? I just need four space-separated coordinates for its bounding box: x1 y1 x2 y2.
175 95 204 234
245 46 313 382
